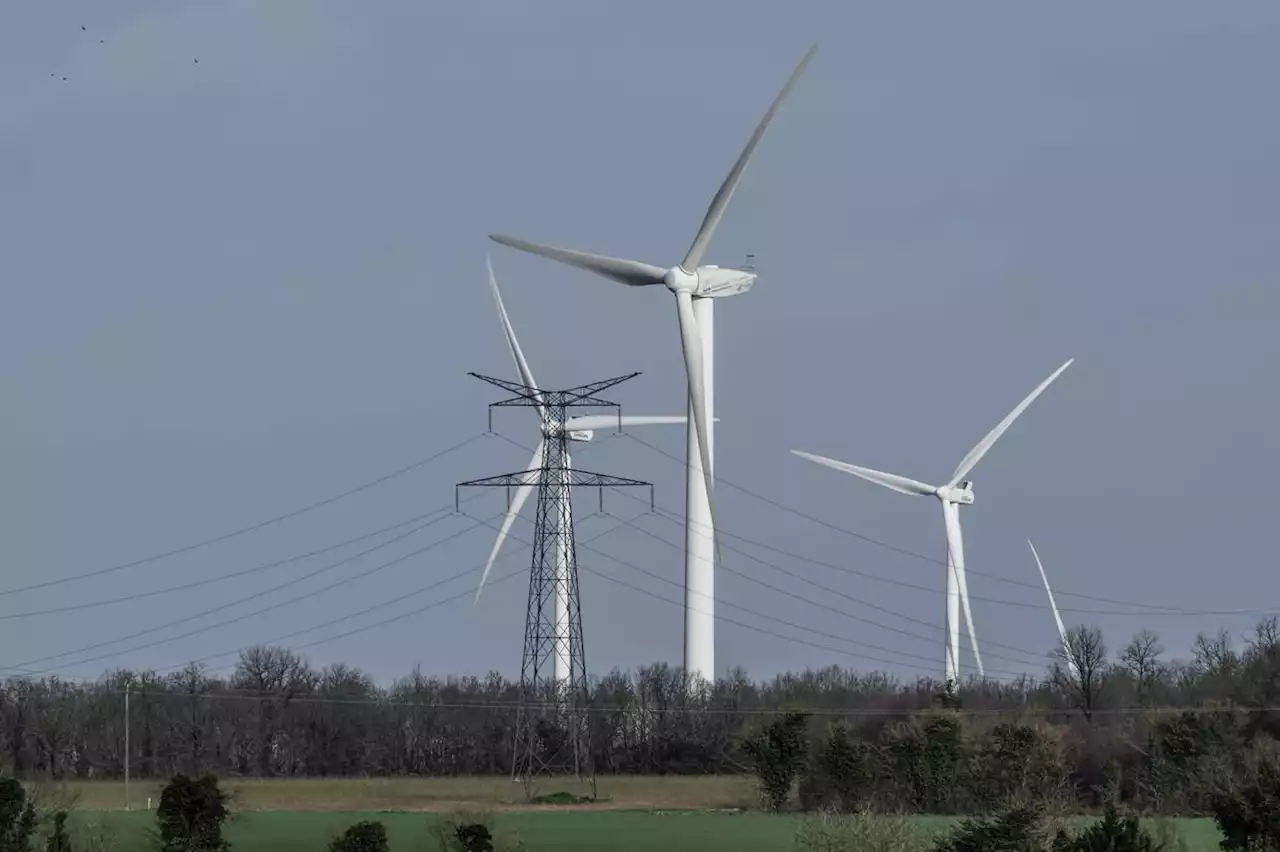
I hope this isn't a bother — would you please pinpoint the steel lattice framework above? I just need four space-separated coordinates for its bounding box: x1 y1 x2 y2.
458 372 653 786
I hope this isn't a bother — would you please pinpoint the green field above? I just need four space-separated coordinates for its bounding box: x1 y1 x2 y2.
35 777 1227 851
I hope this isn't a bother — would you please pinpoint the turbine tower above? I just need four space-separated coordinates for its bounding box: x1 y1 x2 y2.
473 257 686 687
791 358 1073 689
1028 539 1080 682
459 371 654 785
488 44 818 684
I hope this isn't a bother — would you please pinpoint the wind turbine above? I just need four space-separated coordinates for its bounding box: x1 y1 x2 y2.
1028 539 1079 683
791 358 1074 689
475 257 687 684
489 44 818 683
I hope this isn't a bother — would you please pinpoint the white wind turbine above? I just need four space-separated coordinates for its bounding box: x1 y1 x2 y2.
791 358 1074 688
489 44 818 683
474 258 687 684
1028 539 1080 683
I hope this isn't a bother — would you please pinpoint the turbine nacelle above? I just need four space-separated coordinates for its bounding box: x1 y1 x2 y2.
664 265 757 299
539 421 594 443
937 480 975 506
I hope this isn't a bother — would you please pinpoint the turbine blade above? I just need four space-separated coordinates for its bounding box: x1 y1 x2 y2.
1029 539 1078 679
486 256 547 421
680 44 818 271
489 235 666 288
562 414 690 432
949 358 1074 487
675 290 724 565
475 440 544 602
944 504 982 677
790 450 935 497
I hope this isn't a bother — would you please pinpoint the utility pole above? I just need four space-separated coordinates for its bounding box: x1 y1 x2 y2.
458 371 653 793
124 677 132 811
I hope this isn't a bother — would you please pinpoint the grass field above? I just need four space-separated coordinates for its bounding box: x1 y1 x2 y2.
35 777 1227 851
47 774 760 812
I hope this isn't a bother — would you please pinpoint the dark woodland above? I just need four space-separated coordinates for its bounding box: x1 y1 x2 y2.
5 619 1280 815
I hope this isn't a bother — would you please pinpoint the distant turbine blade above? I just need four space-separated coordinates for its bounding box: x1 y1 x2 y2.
943 502 982 677
1029 539 1077 679
948 358 1074 488
680 43 818 272
489 235 666 288
675 290 723 564
475 439 544 602
486 256 546 421
563 414 689 432
957 566 982 677
790 450 935 497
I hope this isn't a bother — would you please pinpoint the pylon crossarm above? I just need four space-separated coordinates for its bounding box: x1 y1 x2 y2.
468 373 544 403
558 372 641 406
563 469 650 489
457 470 543 489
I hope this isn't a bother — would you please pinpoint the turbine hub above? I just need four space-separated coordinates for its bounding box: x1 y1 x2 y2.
540 420 564 438
663 266 699 294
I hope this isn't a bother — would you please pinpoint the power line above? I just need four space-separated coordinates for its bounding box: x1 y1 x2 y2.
617 432 1278 617
642 495 1272 620
1 509 494 675
149 512 636 676
0 432 486 599
456 510 1025 680
0 505 462 621
612 509 1048 669
489 432 1046 664
488 433 1051 669
163 564 528 675
7 511 634 682
640 501 1183 619
577 525 1032 678
103 689 1280 719
580 557 1027 683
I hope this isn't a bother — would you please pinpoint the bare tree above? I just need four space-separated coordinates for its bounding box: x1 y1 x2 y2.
1238 616 1280 707
1053 625 1109 721
1122 629 1165 704
1190 628 1239 702
1192 629 1237 676
233 646 317 775
169 663 209 775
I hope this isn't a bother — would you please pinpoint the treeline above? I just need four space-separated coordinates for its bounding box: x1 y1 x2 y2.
3 619 1280 812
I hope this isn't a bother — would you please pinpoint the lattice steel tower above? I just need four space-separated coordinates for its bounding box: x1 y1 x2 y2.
458 371 653 785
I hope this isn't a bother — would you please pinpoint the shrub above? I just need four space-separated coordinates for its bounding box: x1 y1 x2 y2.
977 723 1072 813
1209 743 1280 851
800 722 877 813
743 712 810 811
932 805 1058 852
1062 804 1163 852
794 809 921 852
879 713 974 814
431 810 524 852
0 777 38 852
527 792 594 805
329 821 388 852
46 811 72 852
154 774 231 852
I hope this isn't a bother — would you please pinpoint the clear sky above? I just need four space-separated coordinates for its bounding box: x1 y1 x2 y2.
3 0 1279 686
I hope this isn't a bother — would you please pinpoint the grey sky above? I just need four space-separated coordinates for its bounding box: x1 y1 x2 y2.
3 1 1278 685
